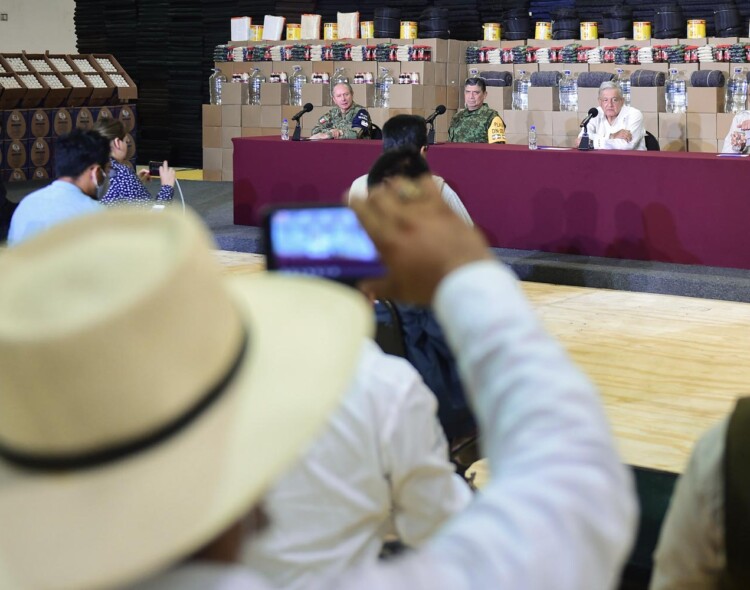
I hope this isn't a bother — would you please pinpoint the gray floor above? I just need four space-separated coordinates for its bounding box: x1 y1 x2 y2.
6 178 750 302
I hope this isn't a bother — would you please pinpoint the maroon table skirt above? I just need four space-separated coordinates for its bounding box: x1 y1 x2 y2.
233 136 750 269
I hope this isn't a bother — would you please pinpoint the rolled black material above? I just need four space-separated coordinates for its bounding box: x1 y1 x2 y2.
690 70 727 87
577 72 614 88
481 70 513 86
630 70 667 87
715 3 743 37
530 70 563 87
503 8 531 40
653 3 685 39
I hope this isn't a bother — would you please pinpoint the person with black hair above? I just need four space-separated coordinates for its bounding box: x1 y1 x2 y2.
348 115 472 225
7 128 109 245
448 77 506 144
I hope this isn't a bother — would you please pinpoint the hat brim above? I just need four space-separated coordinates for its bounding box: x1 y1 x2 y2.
0 273 372 590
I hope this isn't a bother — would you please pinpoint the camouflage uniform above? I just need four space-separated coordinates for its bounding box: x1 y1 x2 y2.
448 103 506 144
311 103 369 139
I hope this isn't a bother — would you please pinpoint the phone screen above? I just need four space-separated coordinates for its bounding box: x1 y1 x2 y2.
149 161 161 177
264 205 385 283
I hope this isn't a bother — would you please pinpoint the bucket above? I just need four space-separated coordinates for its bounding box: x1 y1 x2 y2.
687 19 706 39
286 23 301 40
324 22 338 40
580 22 598 40
483 22 501 40
249 24 263 41
361 21 374 38
633 21 652 40
400 21 418 39
535 21 552 40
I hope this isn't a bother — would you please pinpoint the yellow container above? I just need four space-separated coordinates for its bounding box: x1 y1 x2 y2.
286 23 301 40
400 21 418 39
360 21 374 38
483 22 501 41
633 21 651 40
535 21 552 40
580 22 598 40
249 24 263 41
687 19 706 39
324 22 338 40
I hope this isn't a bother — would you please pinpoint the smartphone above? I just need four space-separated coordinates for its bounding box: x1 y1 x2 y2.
263 204 385 284
148 160 162 177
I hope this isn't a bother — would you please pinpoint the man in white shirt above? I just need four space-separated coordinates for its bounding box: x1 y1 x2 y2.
578 81 646 151
348 114 473 226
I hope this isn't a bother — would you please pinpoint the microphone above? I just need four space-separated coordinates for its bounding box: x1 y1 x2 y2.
291 103 313 122
425 105 447 125
580 107 598 128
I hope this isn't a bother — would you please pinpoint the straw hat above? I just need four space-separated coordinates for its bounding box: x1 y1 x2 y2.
0 208 372 589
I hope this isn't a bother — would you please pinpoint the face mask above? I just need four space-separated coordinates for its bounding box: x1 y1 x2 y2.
94 166 110 200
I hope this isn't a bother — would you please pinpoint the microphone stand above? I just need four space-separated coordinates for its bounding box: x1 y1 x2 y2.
427 122 436 145
292 119 302 142
578 123 592 151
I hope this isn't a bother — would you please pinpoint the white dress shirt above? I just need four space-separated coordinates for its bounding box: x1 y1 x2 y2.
579 104 647 151
721 111 750 153
133 260 638 590
241 339 472 590
650 419 727 590
348 174 474 226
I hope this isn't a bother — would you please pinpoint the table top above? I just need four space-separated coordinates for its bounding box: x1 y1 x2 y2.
216 251 750 476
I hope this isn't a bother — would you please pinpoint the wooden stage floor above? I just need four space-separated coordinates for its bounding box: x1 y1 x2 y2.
216 251 750 476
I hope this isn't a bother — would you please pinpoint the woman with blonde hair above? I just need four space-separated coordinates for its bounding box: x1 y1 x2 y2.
92 118 176 206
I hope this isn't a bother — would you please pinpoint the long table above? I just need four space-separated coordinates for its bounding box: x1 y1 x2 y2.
233 137 750 270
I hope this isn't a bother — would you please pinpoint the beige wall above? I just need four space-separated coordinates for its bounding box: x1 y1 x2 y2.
0 0 76 53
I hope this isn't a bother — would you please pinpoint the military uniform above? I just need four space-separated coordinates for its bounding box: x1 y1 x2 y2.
311 103 370 139
448 103 506 144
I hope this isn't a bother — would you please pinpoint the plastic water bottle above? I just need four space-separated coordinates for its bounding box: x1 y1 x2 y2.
665 69 687 113
281 118 289 141
209 67 227 105
725 67 747 113
512 70 530 111
289 65 307 106
248 68 265 106
375 67 394 107
559 70 578 112
528 125 537 150
614 68 631 106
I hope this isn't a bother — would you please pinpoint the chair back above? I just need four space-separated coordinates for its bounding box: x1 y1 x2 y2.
645 131 660 151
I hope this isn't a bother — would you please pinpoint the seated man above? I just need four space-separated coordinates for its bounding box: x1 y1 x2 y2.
348 114 473 225
310 82 371 140
650 397 750 589
7 128 109 245
448 76 506 144
721 111 750 153
577 81 646 150
0 177 637 589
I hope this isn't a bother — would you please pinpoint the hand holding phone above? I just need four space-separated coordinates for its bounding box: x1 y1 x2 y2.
149 160 176 187
263 204 385 285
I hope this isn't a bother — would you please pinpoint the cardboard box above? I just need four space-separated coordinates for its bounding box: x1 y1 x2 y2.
434 63 447 86
538 63 589 74
417 38 449 63
502 110 530 132
204 170 222 181
389 84 423 108
687 138 719 153
352 84 375 107
658 113 687 139
221 105 241 127
434 131 449 143
513 64 539 75
203 104 222 127
222 148 233 175
552 112 582 136
687 87 724 113
528 111 554 135
232 62 272 78
434 109 455 134
446 86 460 110
717 113 734 140
577 88 600 113
202 126 221 148
448 40 466 63
643 113 659 136
241 105 262 128
221 82 247 105
221 127 241 149
260 82 289 105
659 138 687 151
301 83 332 107
553 135 578 147
260 105 282 128
402 62 435 85
686 113 717 139
528 87 559 111
422 85 448 110
241 127 263 137
482 87 512 111
630 87 665 113
276 61 313 77
505 133 554 146
446 62 461 86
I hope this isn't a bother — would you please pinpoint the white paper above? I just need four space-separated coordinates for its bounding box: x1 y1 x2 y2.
337 12 360 39
262 15 285 41
231 16 252 41
301 14 321 40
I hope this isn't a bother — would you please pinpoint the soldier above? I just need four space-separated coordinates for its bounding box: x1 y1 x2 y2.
448 77 506 144
310 82 371 140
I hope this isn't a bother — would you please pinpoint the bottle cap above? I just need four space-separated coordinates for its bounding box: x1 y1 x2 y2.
530 125 536 130
283 118 288 122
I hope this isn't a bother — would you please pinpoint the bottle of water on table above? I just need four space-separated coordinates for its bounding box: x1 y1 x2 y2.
528 125 537 150
281 118 289 141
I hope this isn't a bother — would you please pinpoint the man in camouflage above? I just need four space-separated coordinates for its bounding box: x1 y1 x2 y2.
310 82 371 140
448 77 506 144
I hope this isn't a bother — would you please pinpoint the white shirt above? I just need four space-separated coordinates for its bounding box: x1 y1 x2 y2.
579 104 647 151
348 174 474 226
242 339 472 590
133 261 638 590
721 111 750 153
650 419 727 590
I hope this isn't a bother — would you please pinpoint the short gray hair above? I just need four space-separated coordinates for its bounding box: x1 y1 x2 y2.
331 81 354 96
598 81 623 100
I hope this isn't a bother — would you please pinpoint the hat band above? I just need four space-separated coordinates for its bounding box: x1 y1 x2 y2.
0 330 249 472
